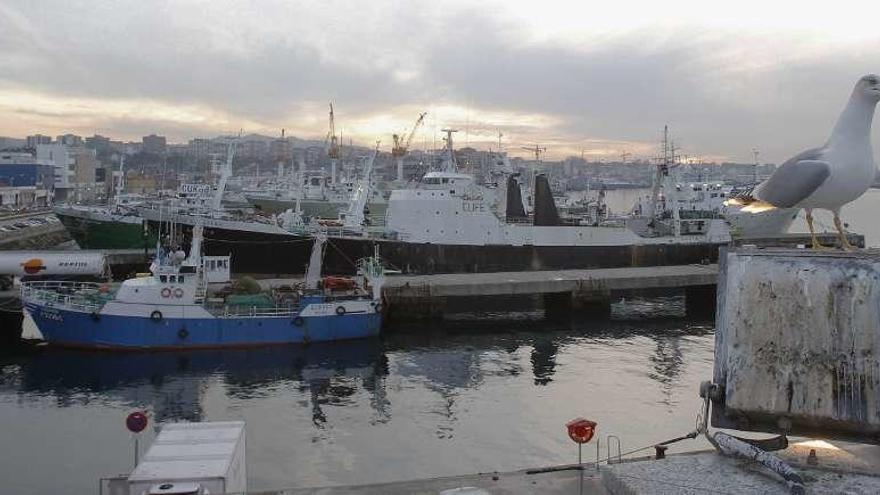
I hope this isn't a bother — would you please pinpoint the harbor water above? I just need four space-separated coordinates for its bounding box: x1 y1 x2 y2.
1 189 879 494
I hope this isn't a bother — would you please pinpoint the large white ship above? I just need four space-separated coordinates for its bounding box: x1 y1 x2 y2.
316 130 730 274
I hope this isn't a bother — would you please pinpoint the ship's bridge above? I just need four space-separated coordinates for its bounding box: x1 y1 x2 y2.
417 172 474 197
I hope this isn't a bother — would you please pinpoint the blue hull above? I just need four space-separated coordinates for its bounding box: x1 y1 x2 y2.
25 304 381 350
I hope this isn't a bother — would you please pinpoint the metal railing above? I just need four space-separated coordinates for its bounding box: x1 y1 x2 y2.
21 280 108 313
206 303 301 318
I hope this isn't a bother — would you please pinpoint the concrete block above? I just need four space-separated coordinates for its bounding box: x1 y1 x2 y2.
713 248 880 442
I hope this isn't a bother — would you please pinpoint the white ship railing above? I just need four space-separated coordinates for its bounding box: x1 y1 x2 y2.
205 303 300 318
21 281 107 313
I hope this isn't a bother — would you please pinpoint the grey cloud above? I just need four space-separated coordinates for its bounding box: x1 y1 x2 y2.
0 1 877 162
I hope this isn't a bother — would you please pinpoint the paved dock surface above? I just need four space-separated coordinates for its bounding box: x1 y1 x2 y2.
260 442 880 495
266 466 606 494
382 264 719 297
603 445 880 494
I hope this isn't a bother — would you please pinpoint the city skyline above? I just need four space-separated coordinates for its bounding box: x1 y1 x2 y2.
1 0 878 163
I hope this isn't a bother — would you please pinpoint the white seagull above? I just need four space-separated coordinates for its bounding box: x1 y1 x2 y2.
732 74 880 249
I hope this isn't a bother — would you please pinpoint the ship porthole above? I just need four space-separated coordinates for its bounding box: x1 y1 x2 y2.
292 316 304 326
178 328 188 340
335 306 346 316
150 310 163 322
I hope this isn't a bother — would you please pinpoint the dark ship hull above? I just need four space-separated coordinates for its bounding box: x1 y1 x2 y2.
321 235 722 275
140 218 314 276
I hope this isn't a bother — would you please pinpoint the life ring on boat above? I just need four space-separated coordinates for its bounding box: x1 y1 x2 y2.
150 310 163 322
90 311 100 321
173 288 184 299
335 306 346 316
178 328 188 340
292 316 304 326
161 287 172 298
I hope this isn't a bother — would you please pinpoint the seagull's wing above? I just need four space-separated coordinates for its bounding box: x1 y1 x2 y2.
754 148 830 208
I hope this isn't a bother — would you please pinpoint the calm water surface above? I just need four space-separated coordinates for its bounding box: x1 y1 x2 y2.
1 303 714 494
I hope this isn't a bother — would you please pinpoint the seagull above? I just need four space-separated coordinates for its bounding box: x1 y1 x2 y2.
731 74 880 249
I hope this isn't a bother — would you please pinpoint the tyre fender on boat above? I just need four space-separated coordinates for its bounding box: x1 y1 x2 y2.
150 310 163 322
335 306 346 316
292 316 304 326
373 303 382 313
90 311 100 321
173 288 184 299
161 287 172 298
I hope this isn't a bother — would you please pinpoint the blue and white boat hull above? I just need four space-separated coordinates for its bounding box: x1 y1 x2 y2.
24 303 381 350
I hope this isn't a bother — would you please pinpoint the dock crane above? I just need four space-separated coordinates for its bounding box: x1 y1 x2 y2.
392 112 427 182
521 145 547 162
521 145 547 192
326 103 340 183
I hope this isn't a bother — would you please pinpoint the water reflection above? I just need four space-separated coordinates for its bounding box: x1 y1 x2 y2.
649 336 685 408
0 339 388 423
530 337 559 385
0 317 717 493
0 320 712 419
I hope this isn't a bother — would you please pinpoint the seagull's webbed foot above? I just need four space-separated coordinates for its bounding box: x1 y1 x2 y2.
811 235 830 250
805 209 829 250
832 211 857 251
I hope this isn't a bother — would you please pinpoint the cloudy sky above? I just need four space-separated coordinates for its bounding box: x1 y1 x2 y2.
1 0 878 162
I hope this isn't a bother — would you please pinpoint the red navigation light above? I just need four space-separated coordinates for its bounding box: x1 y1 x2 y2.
566 418 597 444
126 411 148 433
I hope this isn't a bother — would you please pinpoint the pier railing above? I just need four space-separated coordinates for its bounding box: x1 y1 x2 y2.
21 281 107 313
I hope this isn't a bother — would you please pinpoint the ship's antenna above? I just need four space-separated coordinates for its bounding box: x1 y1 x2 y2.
751 148 760 183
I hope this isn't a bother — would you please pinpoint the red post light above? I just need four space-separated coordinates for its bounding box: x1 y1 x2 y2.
566 418 597 444
126 411 148 433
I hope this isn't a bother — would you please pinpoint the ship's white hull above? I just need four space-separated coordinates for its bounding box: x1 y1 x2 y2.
385 189 731 246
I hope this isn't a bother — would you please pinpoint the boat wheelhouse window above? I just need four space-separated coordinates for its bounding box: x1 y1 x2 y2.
160 275 167 283
442 178 449 183
169 275 176 283
179 276 185 283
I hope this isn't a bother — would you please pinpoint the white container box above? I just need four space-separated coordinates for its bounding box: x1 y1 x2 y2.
127 421 246 495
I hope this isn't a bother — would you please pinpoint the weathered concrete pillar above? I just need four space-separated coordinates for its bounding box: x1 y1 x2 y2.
712 248 880 443
685 284 716 318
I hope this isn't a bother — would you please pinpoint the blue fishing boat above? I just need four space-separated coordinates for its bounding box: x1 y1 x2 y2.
21 226 385 350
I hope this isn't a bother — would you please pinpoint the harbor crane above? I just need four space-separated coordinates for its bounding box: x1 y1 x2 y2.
326 103 340 183
391 112 427 182
521 145 547 192
521 145 547 162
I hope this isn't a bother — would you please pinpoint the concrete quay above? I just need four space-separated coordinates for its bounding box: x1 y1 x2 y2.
382 263 719 320
263 441 880 494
